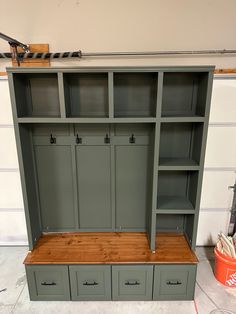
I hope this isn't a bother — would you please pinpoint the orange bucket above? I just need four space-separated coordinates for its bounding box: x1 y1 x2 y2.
214 247 236 287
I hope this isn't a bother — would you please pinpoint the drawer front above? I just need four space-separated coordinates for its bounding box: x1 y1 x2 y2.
153 265 197 300
112 265 153 301
69 265 111 300
25 265 70 301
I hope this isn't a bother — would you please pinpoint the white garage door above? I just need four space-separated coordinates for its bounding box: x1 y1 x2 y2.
197 76 236 245
0 77 27 245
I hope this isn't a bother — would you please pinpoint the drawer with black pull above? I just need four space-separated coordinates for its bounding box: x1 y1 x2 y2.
112 265 153 300
153 264 197 300
69 265 111 301
25 265 70 301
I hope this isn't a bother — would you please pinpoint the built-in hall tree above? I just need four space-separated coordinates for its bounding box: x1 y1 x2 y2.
8 66 214 301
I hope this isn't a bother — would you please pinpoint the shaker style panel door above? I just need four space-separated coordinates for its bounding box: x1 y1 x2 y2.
35 145 76 231
76 146 112 229
115 145 149 230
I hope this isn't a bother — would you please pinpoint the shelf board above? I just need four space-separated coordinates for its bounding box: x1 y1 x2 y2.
17 117 157 124
161 117 205 123
112 117 157 123
157 196 195 211
155 209 195 215
158 158 200 171
24 232 198 265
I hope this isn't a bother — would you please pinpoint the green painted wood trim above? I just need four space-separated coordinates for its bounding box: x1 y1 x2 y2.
70 124 80 229
110 125 116 230
158 165 200 171
108 72 114 118
7 65 215 74
155 209 196 215
149 72 163 251
58 72 66 118
17 117 157 123
8 73 41 250
161 117 206 123
190 71 214 250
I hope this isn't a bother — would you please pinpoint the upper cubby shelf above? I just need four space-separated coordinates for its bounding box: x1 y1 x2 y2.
11 68 212 121
13 73 60 117
161 72 209 118
63 73 109 117
114 72 158 117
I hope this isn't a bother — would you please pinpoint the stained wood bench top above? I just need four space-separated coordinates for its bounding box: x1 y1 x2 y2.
24 232 198 265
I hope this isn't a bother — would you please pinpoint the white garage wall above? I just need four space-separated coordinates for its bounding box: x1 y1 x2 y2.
1 0 236 70
197 76 236 246
0 76 236 246
0 78 27 245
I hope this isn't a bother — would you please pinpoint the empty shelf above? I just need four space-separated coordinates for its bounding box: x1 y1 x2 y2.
159 158 199 170
157 196 194 210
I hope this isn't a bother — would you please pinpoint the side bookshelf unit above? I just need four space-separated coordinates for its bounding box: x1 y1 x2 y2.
8 66 214 301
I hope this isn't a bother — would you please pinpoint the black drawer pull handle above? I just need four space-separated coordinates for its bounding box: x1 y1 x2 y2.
50 134 56 144
129 134 135 144
83 281 98 286
166 280 182 285
41 281 56 286
76 134 82 144
125 280 140 286
104 134 110 144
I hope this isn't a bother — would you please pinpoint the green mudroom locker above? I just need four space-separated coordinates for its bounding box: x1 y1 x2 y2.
8 66 214 301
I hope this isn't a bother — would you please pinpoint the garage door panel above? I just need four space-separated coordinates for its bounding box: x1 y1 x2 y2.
200 171 235 209
210 79 236 123
0 80 13 125
0 211 27 244
197 211 231 246
0 172 24 208
0 128 19 168
204 127 236 168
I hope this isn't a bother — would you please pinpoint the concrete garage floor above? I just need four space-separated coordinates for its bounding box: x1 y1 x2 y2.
0 247 235 314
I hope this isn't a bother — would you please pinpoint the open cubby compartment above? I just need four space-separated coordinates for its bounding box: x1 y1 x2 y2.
156 214 194 245
114 72 158 117
161 72 209 117
63 73 109 117
159 122 203 167
157 171 198 210
13 73 60 117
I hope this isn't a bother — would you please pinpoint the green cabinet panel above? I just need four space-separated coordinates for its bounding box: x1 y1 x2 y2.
153 265 197 300
32 124 70 136
35 145 76 230
69 265 111 300
112 265 153 300
76 145 112 229
25 265 70 301
115 145 149 229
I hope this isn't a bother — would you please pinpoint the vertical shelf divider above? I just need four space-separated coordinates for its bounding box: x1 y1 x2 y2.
190 70 214 249
149 71 163 252
108 72 114 119
58 72 66 118
70 124 80 230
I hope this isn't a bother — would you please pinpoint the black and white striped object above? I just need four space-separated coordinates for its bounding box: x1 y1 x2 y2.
0 51 82 59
